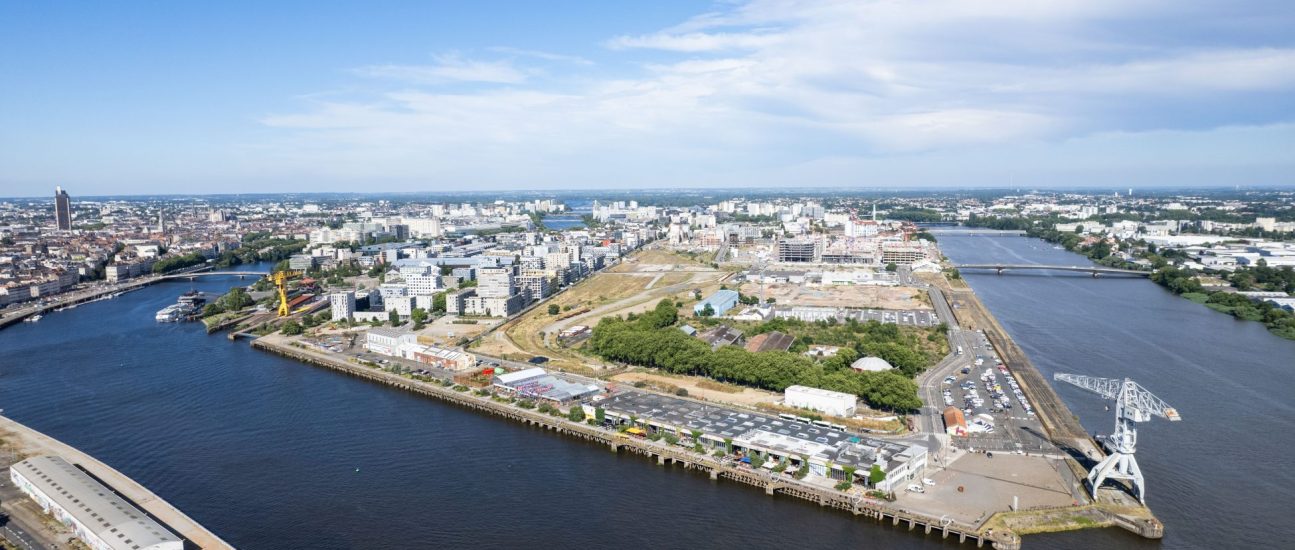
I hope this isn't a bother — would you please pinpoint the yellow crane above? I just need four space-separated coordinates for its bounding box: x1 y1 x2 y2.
270 270 303 317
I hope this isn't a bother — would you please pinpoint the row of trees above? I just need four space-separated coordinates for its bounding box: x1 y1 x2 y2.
589 302 922 411
152 251 207 273
213 236 306 268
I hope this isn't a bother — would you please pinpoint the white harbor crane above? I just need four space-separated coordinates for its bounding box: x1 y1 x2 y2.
1053 374 1181 504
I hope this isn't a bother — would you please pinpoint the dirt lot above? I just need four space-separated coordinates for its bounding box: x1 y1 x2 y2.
484 247 731 369
739 282 931 310
611 371 782 407
418 314 499 346
897 452 1077 526
608 248 715 273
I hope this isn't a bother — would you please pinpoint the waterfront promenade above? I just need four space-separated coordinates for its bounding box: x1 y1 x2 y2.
0 265 216 330
0 416 233 550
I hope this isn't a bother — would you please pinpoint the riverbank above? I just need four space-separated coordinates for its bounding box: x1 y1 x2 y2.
0 416 233 550
964 219 1295 340
250 333 1024 549
0 265 215 330
941 277 1163 540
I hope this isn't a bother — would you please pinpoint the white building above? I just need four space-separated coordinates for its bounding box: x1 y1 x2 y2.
10 455 184 550
330 291 355 321
784 385 857 417
365 327 410 355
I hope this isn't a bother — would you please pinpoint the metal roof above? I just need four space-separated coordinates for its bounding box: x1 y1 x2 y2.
10 455 182 550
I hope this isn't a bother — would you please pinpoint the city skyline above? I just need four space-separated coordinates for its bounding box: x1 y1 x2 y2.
2 1 1294 196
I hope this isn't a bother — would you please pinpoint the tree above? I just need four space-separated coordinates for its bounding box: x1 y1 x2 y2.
280 320 303 335
432 292 447 314
548 304 561 315
567 405 585 422
595 407 606 423
885 262 898 272
869 464 887 485
724 437 733 455
700 303 715 317
388 310 403 326
410 307 429 326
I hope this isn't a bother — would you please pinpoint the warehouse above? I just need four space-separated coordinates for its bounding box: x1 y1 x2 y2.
784 385 857 417
9 455 183 550
595 392 925 491
693 289 740 316
492 367 600 404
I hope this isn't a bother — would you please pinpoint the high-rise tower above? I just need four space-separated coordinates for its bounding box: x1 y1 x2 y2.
54 187 71 230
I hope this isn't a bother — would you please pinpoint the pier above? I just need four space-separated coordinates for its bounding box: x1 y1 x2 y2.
0 416 233 550
251 335 1021 549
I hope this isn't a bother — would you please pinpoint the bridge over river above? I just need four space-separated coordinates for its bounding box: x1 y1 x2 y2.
956 264 1151 277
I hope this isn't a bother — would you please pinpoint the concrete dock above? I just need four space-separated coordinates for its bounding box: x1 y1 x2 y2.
252 334 1021 549
0 416 234 550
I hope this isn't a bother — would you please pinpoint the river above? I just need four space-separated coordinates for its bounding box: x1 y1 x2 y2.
2 237 1292 549
939 235 1295 549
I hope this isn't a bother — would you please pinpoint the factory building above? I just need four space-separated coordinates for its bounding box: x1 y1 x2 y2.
693 289 739 316
492 367 600 403
597 392 926 492
10 455 183 550
784 385 858 417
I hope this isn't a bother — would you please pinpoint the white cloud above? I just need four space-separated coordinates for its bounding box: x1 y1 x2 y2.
488 47 593 66
353 53 528 84
607 31 786 52
258 0 1295 187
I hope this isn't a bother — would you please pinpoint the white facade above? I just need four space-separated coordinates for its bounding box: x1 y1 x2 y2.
784 385 857 417
330 291 355 321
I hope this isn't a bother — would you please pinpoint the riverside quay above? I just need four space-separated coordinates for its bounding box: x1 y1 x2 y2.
594 391 927 493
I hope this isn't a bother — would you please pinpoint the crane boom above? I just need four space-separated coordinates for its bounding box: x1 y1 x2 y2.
1053 372 1181 503
1054 374 1181 421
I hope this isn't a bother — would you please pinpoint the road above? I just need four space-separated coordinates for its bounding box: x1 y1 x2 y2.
0 264 215 329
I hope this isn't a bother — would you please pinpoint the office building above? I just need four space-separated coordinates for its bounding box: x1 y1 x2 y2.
54 186 72 230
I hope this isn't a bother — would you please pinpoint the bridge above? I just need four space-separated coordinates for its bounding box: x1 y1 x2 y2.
157 271 268 280
955 264 1151 277
926 229 1027 237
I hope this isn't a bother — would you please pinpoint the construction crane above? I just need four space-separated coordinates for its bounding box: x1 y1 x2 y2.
1053 373 1181 504
270 270 303 317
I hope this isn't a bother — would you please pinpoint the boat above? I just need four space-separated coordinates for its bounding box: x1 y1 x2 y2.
155 304 185 322
155 291 208 322
25 314 42 323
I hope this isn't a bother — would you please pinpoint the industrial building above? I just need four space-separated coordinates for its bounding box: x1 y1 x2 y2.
784 385 858 417
693 289 739 316
364 328 476 371
595 392 926 491
9 455 184 550
492 367 600 403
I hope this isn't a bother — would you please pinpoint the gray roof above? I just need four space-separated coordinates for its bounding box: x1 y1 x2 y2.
597 392 921 470
10 455 182 550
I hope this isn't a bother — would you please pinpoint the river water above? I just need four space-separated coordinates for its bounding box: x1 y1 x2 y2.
1 237 1292 549
939 235 1295 549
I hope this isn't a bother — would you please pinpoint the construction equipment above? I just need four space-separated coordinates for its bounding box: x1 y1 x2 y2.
270 270 303 317
1053 373 1181 503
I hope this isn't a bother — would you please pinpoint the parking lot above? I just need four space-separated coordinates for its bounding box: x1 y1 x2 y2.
940 332 1053 454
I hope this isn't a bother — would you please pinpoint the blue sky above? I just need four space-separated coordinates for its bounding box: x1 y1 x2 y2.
2 0 1293 197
